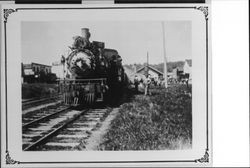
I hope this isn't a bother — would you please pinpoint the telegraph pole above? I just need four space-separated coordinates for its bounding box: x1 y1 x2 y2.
162 22 168 88
147 51 149 76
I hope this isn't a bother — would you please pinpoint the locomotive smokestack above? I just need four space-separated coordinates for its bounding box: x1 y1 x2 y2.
81 28 91 41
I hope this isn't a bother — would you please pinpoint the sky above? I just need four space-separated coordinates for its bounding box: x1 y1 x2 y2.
21 21 191 66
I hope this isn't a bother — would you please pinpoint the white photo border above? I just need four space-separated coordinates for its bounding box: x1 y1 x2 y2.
1 5 211 166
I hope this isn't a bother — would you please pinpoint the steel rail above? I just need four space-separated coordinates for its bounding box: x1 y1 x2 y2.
23 109 89 151
22 98 36 103
22 95 60 106
22 94 62 103
22 107 70 128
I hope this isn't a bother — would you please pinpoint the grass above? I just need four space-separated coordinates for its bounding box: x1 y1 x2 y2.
22 83 59 99
98 85 192 150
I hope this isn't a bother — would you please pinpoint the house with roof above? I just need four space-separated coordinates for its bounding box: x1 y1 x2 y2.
183 59 192 77
22 62 54 83
172 59 192 81
136 65 163 81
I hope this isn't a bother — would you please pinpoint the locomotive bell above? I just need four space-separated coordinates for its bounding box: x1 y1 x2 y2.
81 28 91 41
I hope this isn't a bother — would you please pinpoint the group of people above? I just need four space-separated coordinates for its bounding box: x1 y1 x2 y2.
133 74 156 96
133 73 190 96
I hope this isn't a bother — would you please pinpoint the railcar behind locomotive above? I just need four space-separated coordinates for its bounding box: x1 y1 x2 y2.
59 28 128 106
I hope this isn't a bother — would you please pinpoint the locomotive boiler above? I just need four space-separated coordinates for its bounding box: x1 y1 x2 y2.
59 28 127 106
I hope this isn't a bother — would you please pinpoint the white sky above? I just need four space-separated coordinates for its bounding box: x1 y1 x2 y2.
21 21 191 66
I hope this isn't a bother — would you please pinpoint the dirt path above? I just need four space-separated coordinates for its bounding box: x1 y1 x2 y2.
83 108 119 150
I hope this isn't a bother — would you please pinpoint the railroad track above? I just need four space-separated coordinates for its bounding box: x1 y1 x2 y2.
22 95 62 110
22 105 70 128
22 107 112 151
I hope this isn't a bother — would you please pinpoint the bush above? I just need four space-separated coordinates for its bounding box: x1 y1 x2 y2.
22 83 58 99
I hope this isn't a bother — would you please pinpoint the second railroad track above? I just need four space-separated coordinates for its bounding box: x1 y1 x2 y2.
22 107 112 151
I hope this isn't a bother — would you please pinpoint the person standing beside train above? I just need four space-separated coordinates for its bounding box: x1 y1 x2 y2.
144 75 151 96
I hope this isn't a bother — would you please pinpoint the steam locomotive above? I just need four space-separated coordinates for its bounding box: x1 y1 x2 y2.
59 28 128 106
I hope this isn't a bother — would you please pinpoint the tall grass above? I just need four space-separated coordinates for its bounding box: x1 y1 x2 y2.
99 85 192 150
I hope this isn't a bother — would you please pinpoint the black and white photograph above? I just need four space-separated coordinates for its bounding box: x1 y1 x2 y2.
1 4 211 167
21 21 192 151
